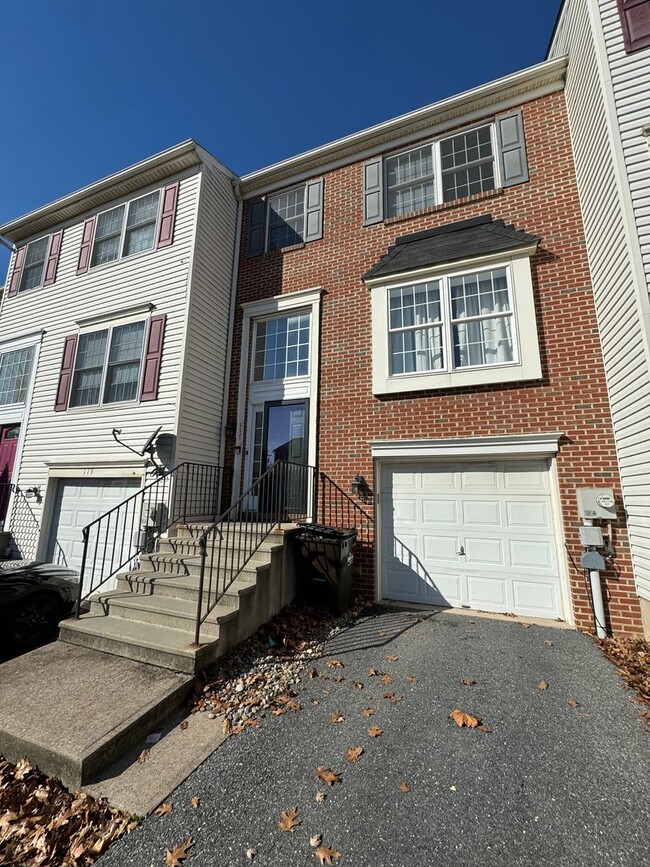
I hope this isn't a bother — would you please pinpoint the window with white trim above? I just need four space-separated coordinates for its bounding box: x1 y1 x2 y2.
70 321 146 407
19 237 49 292
253 312 311 381
91 191 160 268
247 179 324 255
0 346 36 405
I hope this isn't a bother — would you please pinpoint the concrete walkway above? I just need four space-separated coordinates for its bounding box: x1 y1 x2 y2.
98 609 650 866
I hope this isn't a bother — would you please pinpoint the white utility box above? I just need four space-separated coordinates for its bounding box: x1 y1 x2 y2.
579 525 604 547
576 488 616 520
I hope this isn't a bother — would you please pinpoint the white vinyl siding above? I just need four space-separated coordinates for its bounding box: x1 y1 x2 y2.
549 0 650 600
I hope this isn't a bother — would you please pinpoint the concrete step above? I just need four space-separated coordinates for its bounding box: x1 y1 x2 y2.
60 613 221 675
171 521 291 540
90 590 238 636
157 533 284 557
139 544 280 577
116 567 260 607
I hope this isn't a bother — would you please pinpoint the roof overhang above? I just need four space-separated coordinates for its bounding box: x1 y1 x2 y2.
239 56 568 197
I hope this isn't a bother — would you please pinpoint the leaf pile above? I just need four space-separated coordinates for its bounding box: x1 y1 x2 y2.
598 636 649 722
0 756 135 866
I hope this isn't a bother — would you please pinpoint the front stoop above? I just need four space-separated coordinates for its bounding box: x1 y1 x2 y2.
59 524 298 674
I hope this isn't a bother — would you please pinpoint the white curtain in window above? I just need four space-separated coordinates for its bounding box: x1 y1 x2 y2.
451 270 513 367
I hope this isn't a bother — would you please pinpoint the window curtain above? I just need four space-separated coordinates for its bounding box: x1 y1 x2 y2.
451 270 513 368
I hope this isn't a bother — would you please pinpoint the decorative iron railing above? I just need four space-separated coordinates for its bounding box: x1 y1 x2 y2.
315 471 374 551
76 462 222 615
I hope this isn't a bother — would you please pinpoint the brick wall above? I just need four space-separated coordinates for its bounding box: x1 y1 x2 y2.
226 90 644 636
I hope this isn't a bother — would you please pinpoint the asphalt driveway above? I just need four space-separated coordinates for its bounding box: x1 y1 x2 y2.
99 609 650 866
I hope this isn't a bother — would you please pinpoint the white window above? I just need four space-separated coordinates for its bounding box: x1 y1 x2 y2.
268 188 306 250
253 312 311 381
0 346 36 406
70 321 146 407
19 237 49 292
91 191 160 268
371 255 541 394
247 179 324 255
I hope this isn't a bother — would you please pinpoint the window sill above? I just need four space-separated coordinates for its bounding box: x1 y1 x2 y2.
263 241 307 256
383 187 505 228
373 359 541 396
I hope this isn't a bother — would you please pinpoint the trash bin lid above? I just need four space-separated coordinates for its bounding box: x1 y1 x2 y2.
296 522 356 540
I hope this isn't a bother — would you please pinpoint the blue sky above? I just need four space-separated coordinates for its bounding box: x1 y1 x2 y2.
0 0 560 273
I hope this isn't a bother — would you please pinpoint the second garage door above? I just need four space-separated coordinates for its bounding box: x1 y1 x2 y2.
380 459 564 619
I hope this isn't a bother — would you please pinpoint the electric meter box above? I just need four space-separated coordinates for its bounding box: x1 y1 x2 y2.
579 525 604 547
576 488 616 520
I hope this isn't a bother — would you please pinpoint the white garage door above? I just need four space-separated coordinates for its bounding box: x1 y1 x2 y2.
49 478 141 592
380 460 564 619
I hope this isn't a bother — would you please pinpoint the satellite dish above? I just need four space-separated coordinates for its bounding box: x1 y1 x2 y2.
141 426 162 456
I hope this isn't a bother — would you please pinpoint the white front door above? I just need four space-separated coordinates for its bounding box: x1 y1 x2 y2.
48 477 141 591
380 459 564 619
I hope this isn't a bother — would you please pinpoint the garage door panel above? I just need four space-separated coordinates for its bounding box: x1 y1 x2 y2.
512 580 558 616
389 533 420 567
505 500 552 530
423 572 460 606
503 462 549 490
467 574 508 608
422 498 458 525
422 533 463 562
421 468 457 489
509 539 555 570
465 537 505 566
462 499 501 527
392 498 418 523
459 464 500 489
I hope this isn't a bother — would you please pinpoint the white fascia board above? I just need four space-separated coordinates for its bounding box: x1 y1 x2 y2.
240 57 568 197
370 433 564 459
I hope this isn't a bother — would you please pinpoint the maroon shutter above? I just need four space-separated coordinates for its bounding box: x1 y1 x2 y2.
43 230 64 286
156 182 179 249
617 0 650 52
139 314 167 401
77 217 96 275
7 246 27 297
54 335 78 412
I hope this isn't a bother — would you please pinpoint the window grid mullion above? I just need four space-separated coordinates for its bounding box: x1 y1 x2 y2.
434 141 443 207
99 326 113 404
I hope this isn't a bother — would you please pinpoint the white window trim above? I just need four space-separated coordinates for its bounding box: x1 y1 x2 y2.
0 331 42 422
251 310 312 384
19 235 50 293
90 189 162 271
384 120 502 217
369 248 541 394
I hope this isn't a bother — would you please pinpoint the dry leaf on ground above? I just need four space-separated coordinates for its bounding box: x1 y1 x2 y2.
325 659 344 669
389 695 403 705
368 668 381 676
180 720 189 731
154 802 173 816
385 655 399 661
478 725 492 733
544 640 554 647
315 792 327 803
190 796 200 810
165 836 194 866
330 712 345 724
331 675 345 683
316 767 341 786
246 847 257 860
459 678 476 686
539 680 549 690
362 707 375 717
449 709 482 728
278 806 301 832
315 844 342 865
398 782 410 793
346 747 364 763
405 675 418 684
567 697 581 707
381 674 393 685
307 667 318 678
310 834 323 847
378 631 386 637
367 725 383 737
353 681 365 690
137 749 150 764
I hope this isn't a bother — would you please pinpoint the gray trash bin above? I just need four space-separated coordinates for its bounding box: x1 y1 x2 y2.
293 523 357 615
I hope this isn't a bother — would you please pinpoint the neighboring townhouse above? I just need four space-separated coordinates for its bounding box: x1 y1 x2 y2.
548 0 650 637
0 141 239 576
226 56 644 636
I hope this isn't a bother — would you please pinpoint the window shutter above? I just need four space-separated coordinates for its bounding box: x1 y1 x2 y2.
140 313 167 401
363 158 384 225
7 246 27 297
304 178 324 242
54 334 78 412
496 110 529 188
157 181 180 249
247 199 265 256
77 216 96 275
43 230 64 286
617 0 650 52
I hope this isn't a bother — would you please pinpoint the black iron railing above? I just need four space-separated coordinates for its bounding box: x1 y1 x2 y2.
76 462 222 615
194 460 314 643
315 471 374 551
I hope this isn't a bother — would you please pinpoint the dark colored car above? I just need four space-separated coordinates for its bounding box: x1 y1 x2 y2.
0 562 79 649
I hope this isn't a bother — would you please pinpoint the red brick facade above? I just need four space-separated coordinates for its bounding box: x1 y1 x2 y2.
226 89 644 636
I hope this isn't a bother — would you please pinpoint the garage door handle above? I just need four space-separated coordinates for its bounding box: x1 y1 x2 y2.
456 546 465 556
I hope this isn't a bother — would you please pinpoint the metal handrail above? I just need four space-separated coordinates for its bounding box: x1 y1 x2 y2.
76 461 223 615
317 471 374 546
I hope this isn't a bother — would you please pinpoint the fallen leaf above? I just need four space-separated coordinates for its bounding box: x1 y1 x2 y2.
331 675 345 683
310 834 323 848
346 746 364 763
449 709 481 728
385 655 399 661
307 667 318 679
315 844 342 865
315 792 327 803
539 680 549 690
368 668 381 676
362 707 375 717
222 718 232 736
154 802 173 816
378 631 386 637
14 758 32 780
398 782 410 793
278 806 301 832
180 720 189 731
165 836 194 866
567 697 581 708
330 711 345 724
478 725 492 733
521 623 532 629
246 847 257 860
383 691 394 699
450 785 457 792
405 675 418 684
137 749 150 764
316 767 341 786
190 796 200 810
389 695 403 706
311 699 320 705
326 659 344 669
544 640 554 647
459 678 476 686
367 725 383 737
353 681 365 690
381 674 393 685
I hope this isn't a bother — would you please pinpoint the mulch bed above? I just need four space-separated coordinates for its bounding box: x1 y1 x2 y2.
597 635 650 725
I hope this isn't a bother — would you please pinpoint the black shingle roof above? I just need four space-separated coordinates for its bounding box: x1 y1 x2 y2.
363 215 540 281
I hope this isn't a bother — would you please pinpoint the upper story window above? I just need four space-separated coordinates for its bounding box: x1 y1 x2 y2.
363 110 528 226
247 179 324 256
6 231 64 298
616 0 650 53
20 238 49 291
253 312 311 381
91 191 161 268
0 346 36 406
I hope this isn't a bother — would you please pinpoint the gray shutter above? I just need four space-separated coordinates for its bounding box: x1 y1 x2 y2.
247 199 265 256
304 178 324 242
496 110 529 187
363 158 383 225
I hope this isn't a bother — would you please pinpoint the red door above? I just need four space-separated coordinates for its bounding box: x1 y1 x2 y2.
0 425 20 525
